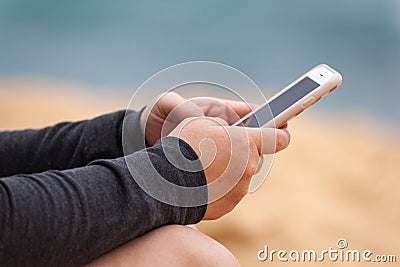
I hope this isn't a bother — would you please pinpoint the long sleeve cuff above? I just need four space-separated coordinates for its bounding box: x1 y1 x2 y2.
0 110 133 177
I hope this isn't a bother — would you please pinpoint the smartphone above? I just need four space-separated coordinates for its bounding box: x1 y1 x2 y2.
233 64 342 128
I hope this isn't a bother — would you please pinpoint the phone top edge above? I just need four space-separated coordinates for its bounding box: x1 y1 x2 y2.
265 64 342 103
314 63 343 85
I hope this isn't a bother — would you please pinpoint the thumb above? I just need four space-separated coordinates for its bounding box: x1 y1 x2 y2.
244 127 291 154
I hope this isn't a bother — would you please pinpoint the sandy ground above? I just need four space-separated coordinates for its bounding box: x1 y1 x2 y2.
1 78 399 266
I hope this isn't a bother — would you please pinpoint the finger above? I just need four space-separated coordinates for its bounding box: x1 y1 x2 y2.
157 92 186 116
159 92 205 118
193 97 257 118
243 127 291 154
159 92 204 121
191 97 256 125
218 99 258 119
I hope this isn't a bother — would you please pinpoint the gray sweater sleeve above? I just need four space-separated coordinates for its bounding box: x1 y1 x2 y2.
0 110 145 177
0 112 208 267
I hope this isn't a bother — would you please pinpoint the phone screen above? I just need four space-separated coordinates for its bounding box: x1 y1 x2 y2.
242 77 320 127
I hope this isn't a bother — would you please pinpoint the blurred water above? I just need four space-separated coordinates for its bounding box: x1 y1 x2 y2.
0 0 399 121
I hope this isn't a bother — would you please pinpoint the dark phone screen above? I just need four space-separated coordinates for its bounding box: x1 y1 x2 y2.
242 77 320 127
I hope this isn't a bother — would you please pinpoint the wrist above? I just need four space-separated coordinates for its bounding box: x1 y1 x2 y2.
121 108 147 154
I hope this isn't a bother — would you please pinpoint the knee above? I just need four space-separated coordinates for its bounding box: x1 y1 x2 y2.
161 225 240 267
86 225 240 267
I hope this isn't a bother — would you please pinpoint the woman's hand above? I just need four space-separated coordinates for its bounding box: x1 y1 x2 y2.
141 92 255 146
169 116 290 220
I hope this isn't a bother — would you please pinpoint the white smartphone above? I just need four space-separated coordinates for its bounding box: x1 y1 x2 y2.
234 64 342 128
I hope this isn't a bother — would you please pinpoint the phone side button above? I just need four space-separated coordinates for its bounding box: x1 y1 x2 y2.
301 96 316 108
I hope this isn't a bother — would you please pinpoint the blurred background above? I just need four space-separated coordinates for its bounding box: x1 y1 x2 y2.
0 0 399 266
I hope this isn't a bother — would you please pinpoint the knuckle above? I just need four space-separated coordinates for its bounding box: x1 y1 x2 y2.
250 141 259 154
245 148 259 174
230 194 243 208
247 161 258 176
238 184 248 198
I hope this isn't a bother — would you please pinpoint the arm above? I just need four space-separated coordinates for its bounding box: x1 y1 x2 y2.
0 110 145 177
0 137 207 267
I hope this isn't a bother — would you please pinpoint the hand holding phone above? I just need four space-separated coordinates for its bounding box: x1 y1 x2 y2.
233 64 342 192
